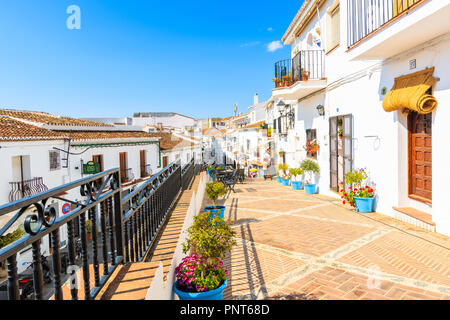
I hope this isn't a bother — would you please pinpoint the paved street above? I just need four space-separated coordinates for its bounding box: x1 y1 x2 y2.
203 178 450 300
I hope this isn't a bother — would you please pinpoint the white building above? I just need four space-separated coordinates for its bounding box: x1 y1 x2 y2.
0 109 166 269
269 0 450 235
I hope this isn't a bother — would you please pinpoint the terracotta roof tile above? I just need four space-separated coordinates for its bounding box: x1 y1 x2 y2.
147 133 198 150
0 116 67 141
239 121 265 130
0 109 112 127
57 130 159 141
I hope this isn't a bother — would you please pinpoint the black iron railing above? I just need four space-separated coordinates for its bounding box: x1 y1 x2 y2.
181 159 194 190
140 164 152 178
0 159 200 300
9 177 48 203
274 50 325 88
120 168 134 183
121 161 182 263
347 0 424 48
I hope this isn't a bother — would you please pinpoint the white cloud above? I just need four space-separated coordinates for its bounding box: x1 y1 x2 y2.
267 40 283 52
240 41 261 48
267 27 273 32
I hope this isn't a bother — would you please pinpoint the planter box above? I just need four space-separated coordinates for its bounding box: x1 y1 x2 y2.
282 179 290 186
173 280 227 300
354 197 375 213
204 206 226 220
292 181 302 190
276 177 283 183
304 184 317 194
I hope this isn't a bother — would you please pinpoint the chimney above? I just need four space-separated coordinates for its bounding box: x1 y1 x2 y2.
254 93 259 105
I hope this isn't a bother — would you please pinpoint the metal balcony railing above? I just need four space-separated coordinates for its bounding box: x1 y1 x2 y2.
347 0 425 48
274 50 325 88
140 164 152 178
9 177 48 202
120 168 134 183
0 160 201 300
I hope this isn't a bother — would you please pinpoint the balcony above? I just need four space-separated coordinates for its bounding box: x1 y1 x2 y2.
9 177 48 202
347 0 450 60
272 50 326 100
140 164 152 178
120 168 135 183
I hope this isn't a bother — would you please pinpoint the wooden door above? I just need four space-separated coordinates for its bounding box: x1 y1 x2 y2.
93 154 104 188
329 117 338 191
408 112 432 202
140 150 147 178
162 156 168 168
119 152 128 182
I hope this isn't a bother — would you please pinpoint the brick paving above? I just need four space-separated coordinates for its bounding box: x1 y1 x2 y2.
216 178 450 300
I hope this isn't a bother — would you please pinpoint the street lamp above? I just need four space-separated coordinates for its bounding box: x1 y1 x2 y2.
316 104 325 116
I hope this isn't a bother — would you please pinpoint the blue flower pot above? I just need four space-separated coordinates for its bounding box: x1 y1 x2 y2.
354 197 375 213
292 181 302 190
204 206 226 220
304 184 317 194
173 280 227 300
282 178 290 186
206 170 210 175
276 177 283 183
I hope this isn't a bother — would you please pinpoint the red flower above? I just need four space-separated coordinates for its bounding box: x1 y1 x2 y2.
344 193 347 197
343 201 346 205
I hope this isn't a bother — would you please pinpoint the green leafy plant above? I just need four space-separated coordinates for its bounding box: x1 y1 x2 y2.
278 163 289 177
0 228 25 249
182 213 236 261
300 159 320 184
205 182 227 208
206 164 214 171
289 168 303 181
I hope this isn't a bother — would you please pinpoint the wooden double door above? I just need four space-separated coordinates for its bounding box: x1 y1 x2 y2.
408 112 432 202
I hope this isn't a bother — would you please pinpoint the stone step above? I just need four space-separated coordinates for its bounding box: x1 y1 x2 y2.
392 207 436 232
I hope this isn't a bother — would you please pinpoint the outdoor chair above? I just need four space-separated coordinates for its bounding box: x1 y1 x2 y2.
223 170 238 193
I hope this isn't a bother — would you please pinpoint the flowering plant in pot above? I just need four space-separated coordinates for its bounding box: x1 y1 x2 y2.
204 181 227 219
341 169 375 213
300 159 320 194
289 168 303 190
174 214 236 300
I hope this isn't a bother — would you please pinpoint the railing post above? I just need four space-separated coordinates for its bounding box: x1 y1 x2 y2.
114 171 124 260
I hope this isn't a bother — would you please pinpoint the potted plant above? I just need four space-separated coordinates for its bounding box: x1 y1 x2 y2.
275 169 283 183
203 181 227 220
0 228 25 278
338 129 343 139
300 159 320 194
278 163 290 186
85 219 93 240
206 164 213 175
289 168 303 190
174 214 236 300
341 169 375 213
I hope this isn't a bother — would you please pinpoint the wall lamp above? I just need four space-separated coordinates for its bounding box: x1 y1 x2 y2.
316 104 325 116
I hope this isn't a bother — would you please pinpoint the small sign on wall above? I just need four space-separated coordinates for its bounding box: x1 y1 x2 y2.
83 161 100 174
409 59 416 70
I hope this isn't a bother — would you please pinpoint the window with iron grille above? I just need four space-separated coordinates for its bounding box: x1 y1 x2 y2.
49 150 61 171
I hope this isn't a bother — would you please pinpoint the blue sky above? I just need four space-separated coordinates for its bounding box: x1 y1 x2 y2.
0 1 303 119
